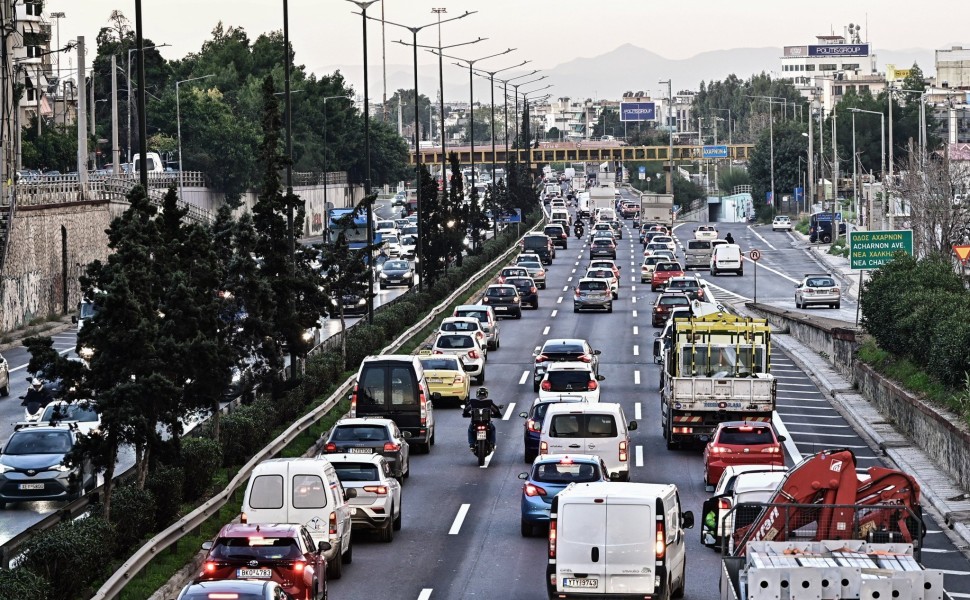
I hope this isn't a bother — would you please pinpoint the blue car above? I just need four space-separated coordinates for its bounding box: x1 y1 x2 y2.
518 454 608 537
518 397 585 463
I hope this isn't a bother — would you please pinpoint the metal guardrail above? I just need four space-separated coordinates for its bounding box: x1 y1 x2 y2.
90 215 544 599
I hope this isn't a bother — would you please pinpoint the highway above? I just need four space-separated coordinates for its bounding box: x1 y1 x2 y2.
321 191 970 600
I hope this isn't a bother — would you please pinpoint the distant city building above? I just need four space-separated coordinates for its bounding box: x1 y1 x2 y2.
936 46 970 90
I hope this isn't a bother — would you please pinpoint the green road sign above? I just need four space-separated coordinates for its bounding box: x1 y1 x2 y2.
848 230 913 270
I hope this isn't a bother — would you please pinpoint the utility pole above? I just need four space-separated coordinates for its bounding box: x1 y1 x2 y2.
134 2 150 191
111 55 120 175
76 37 89 192
660 79 673 194
808 99 815 211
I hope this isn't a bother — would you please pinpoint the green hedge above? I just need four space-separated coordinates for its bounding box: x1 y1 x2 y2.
860 253 970 388
17 516 116 600
180 436 222 500
110 485 158 551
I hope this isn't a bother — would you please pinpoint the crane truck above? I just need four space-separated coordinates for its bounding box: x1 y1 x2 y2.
659 313 775 449
715 448 943 600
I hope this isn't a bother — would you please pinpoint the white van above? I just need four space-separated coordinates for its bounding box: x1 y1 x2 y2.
132 151 165 173
546 481 694 599
241 457 357 579
550 208 569 224
710 243 744 276
539 403 635 481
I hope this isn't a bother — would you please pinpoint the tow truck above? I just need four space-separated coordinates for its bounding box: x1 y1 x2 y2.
715 449 943 600
659 313 775 449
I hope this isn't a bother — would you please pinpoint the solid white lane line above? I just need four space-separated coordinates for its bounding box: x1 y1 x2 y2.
557 296 563 304
635 446 644 467
543 326 550 335
784 423 850 429
633 345 639 356
518 371 530 385
11 347 72 371
633 326 639 335
635 401 642 418
785 431 861 438
449 504 470 534
742 256 800 283
746 225 777 251
502 403 516 420
551 310 558 317
772 412 803 463
776 412 843 419
418 590 434 600
632 310 637 318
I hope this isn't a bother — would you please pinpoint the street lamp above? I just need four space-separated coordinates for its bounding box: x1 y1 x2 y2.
175 74 214 199
747 95 786 211
849 108 886 229
127 42 171 165
712 107 732 145
520 85 553 174
508 75 546 151
471 60 530 186
488 70 538 158
659 79 673 194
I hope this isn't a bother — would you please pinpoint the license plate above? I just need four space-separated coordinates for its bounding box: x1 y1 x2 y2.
18 483 44 490
237 568 272 578
428 378 442 383
476 430 487 441
564 578 598 588
349 448 372 454
494 306 507 311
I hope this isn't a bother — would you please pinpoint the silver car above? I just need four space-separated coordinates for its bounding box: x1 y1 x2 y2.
453 305 500 350
573 278 613 313
794 274 841 309
0 425 95 508
517 260 547 289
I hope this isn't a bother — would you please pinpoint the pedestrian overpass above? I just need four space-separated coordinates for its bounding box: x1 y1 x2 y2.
407 143 754 166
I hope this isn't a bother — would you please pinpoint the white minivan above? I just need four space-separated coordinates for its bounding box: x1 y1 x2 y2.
241 457 357 579
539 403 635 481
710 243 744 276
546 481 694 599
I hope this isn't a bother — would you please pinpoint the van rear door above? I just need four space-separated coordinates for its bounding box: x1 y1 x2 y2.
605 501 656 594
545 412 585 454
556 501 606 593
582 412 619 458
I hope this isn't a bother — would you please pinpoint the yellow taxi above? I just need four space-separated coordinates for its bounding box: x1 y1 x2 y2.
418 353 470 406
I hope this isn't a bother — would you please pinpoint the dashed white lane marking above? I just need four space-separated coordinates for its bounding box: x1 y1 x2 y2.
772 412 802 463
633 326 639 335
567 276 573 282
635 401 642 418
574 261 579 266
542 326 550 335
563 285 569 291
518 371 529 385
571 268 576 274
630 275 635 282
633 345 639 356
632 310 637 318
635 446 644 467
502 403 516 420
551 310 558 317
557 297 563 304
418 590 434 600
449 504 471 534
482 451 495 468
631 296 637 304
631 286 636 292
746 225 777 251
634 371 641 386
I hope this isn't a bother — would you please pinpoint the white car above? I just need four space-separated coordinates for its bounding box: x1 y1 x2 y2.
431 331 486 384
399 234 417 259
772 216 793 232
538 362 604 403
18 400 101 435
651 235 677 252
381 234 403 258
0 351 8 397
694 225 718 240
700 466 787 549
328 453 403 542
438 317 488 358
375 220 398 236
794 274 841 309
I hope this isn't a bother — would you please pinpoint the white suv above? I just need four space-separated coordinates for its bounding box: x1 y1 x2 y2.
538 362 605 403
431 332 486 384
771 216 793 232
328 453 403 542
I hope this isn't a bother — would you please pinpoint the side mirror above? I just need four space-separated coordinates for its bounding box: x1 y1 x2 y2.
593 349 602 355
344 488 358 500
518 411 528 418
431 392 441 400
682 511 695 529
517 472 528 480
201 540 213 551
317 541 332 553
596 375 606 381
654 331 661 338
609 472 624 482
402 431 413 439
777 435 786 442
71 316 78 324
628 421 638 431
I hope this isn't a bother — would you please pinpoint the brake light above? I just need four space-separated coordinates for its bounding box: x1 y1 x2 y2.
549 520 557 557
204 561 218 574
433 350 443 354
498 276 506 283
467 350 480 360
325 442 337 453
527 419 541 433
452 374 465 384
710 446 732 454
574 288 581 297
541 380 552 391
719 498 732 511
761 447 781 454
619 440 628 462
524 483 547 497
350 385 358 416
363 485 389 495
329 511 337 535
419 392 428 426
384 442 401 452
587 380 598 391
209 595 239 600
292 560 306 573
539 441 548 455
738 426 754 431
656 520 666 560
531 287 537 293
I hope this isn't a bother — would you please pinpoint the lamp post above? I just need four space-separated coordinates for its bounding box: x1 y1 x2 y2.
127 42 170 166
520 86 553 176
509 75 546 150
659 79 673 194
848 108 885 229
490 71 539 160
747 95 786 211
471 60 530 186
712 107 732 145
176 74 214 199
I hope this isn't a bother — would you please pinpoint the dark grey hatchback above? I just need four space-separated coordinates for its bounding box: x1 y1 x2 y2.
589 238 617 259
506 276 539 309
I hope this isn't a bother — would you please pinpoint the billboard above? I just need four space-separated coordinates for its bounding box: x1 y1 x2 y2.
808 43 870 57
620 102 656 122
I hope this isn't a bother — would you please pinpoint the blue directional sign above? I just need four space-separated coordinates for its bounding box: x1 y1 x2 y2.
620 102 656 122
814 212 842 221
702 145 729 159
794 187 804 202
498 208 522 223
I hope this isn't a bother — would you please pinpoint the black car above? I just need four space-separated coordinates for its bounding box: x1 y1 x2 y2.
323 418 411 481
544 225 569 249
505 276 539 309
335 291 368 315
379 259 415 288
532 338 601 392
664 276 706 302
481 284 522 319
520 234 555 264
589 238 617 259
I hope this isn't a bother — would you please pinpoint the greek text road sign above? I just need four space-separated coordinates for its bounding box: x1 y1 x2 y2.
849 230 913 270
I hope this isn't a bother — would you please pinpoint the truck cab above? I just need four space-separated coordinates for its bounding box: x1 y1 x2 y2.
132 152 164 173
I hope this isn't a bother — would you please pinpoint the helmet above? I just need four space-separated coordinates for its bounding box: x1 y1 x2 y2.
31 378 43 390
476 387 489 400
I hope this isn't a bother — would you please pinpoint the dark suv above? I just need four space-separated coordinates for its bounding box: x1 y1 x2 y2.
323 418 411 481
482 284 522 319
665 276 706 301
521 234 555 264
532 338 601 392
544 225 569 249
653 292 692 327
506 276 540 309
351 356 435 453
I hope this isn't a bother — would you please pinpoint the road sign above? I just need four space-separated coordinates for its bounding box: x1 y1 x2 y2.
794 187 804 201
749 249 762 261
619 102 656 122
702 145 729 159
498 208 522 224
814 212 842 221
954 245 970 263
848 230 913 270
638 166 646 180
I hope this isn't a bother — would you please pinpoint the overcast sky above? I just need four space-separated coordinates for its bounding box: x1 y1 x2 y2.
49 0 968 89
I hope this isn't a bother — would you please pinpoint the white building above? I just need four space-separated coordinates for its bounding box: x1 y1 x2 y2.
14 1 55 130
780 26 881 111
936 46 970 90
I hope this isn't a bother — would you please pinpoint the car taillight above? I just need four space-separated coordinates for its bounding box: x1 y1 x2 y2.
761 447 781 454
325 442 337 453
329 511 337 535
524 483 547 497
697 290 704 299
468 350 480 360
535 354 548 363
539 441 548 455
719 498 732 511
292 560 306 573
574 288 581 297
204 561 218 574
656 520 666 560
384 442 401 452
541 380 552 391
619 440 628 462
579 354 592 363
498 276 506 283
420 392 428 426
350 385 358 416
433 350 443 354
710 446 732 454
363 485 389 495
452 374 465 384
527 419 541 433
587 380 598 391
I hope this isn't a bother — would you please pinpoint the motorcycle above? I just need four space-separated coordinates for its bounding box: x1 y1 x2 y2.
574 226 585 240
468 405 504 466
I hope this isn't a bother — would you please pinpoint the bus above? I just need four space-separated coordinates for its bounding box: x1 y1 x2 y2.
326 208 383 250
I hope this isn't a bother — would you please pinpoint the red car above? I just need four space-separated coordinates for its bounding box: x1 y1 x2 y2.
703 421 785 487
651 261 685 291
197 523 330 600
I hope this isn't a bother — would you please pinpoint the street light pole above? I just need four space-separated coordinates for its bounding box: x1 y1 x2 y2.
176 74 214 200
659 79 673 194
472 61 529 187
495 71 539 156
126 42 170 167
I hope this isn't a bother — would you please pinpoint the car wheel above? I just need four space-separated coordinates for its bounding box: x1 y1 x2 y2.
540 282 546 290
524 448 538 463
521 518 535 538
394 499 403 530
673 558 687 599
651 285 657 292
738 269 743 276
380 508 395 543
607 303 613 313
404 460 410 478
612 291 618 299
834 302 841 309
430 428 435 446
795 298 802 309
0 384 8 397
533 379 541 392
327 544 344 579
515 310 522 319
532 301 539 310
477 370 485 384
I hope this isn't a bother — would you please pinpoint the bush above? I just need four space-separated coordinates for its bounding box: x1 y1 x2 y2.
220 399 277 466
19 516 115 600
110 484 157 550
305 351 345 397
180 436 222 498
345 324 386 369
146 462 185 526
0 568 51 600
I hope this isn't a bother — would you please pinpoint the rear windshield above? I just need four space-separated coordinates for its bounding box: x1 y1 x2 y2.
688 241 712 250
579 281 607 291
332 425 389 442
436 334 475 349
441 320 479 332
805 277 836 287
645 256 666 266
507 278 533 288
544 227 564 235
549 414 618 438
659 296 690 306
486 287 517 297
419 357 461 371
667 280 699 290
657 263 682 272
333 462 381 482
532 461 602 484
587 270 613 279
718 427 775 445
210 537 304 561
41 403 99 423
543 344 585 355
357 365 418 407
546 371 591 391
502 268 527 277
456 309 488 324
592 239 613 246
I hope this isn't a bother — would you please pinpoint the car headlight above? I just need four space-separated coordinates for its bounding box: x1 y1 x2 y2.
79 346 95 359
357 298 367 305
403 272 413 278
302 330 315 342
379 272 388 279
330 299 339 307
0 463 13 474
52 463 72 472
231 370 242 383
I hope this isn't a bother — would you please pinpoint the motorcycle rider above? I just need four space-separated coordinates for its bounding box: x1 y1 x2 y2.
725 232 736 245
463 387 502 449
21 378 51 417
574 220 585 239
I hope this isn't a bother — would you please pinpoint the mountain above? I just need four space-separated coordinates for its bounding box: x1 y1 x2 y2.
311 43 941 103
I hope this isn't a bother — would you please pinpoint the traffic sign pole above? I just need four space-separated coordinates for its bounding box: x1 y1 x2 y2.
749 249 761 303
